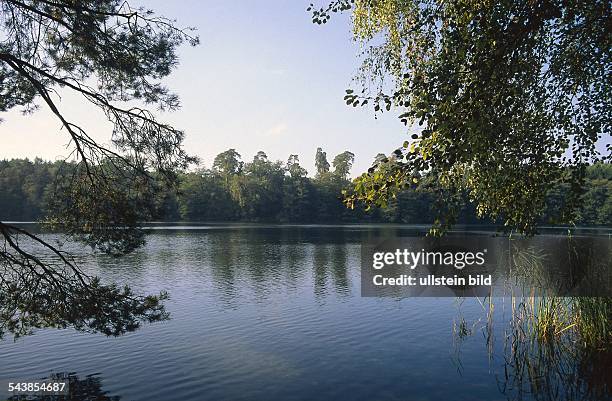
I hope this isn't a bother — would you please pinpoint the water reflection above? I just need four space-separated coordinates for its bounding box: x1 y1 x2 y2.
188 227 359 304
312 244 350 298
6 372 120 401
0 267 169 340
499 324 611 401
0 226 609 401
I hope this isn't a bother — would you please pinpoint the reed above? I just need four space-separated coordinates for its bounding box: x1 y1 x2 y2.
571 297 611 350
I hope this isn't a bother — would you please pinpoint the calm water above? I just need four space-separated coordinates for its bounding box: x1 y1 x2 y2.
1 225 610 401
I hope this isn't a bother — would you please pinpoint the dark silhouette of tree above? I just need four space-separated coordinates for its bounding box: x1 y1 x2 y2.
178 168 238 221
311 0 610 235
0 0 198 337
287 154 308 179
0 222 168 339
315 147 330 178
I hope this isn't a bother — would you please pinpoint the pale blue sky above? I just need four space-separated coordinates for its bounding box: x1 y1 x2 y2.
2 1 607 175
0 0 405 176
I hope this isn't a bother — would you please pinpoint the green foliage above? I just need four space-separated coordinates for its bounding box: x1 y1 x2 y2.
313 0 611 234
45 160 160 254
0 158 58 220
0 272 169 339
0 222 169 339
2 157 609 226
287 154 308 178
213 148 243 177
315 147 331 178
332 151 355 179
178 170 238 221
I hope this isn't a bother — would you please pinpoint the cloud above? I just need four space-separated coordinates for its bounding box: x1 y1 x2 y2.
265 122 288 137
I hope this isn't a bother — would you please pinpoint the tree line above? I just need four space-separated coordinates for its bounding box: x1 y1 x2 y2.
1 151 610 226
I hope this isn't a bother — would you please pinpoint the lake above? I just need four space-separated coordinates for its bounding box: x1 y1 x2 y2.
1 225 610 401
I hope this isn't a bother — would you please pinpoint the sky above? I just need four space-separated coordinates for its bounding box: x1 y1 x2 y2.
0 0 406 177
1 1 608 176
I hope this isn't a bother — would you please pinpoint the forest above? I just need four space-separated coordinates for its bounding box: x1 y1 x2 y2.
1 149 610 227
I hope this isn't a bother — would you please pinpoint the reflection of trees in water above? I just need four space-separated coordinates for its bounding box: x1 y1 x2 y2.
282 242 308 290
313 244 349 298
207 231 241 307
313 245 331 298
202 228 353 302
7 372 120 401
331 245 350 293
